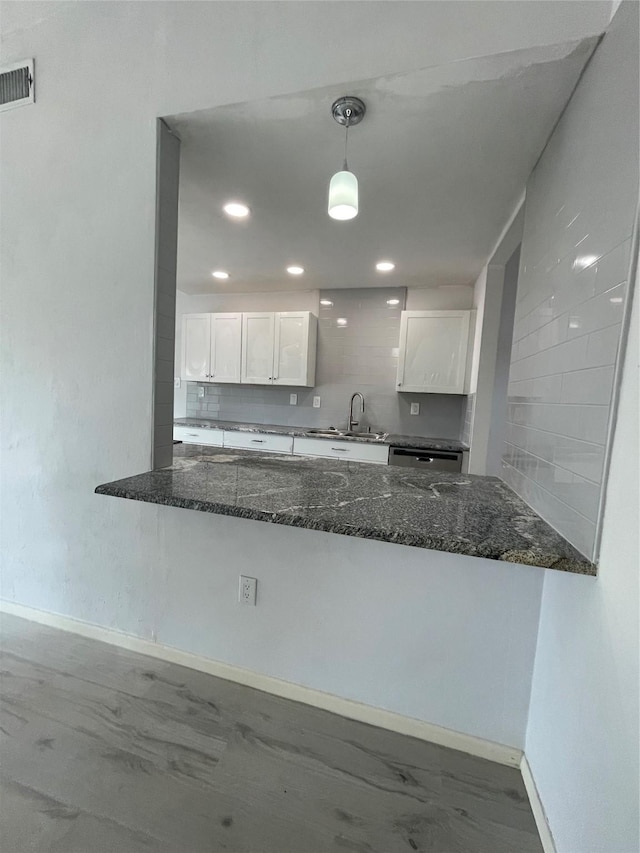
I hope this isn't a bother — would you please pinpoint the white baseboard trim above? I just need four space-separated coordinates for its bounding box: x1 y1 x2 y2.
1 599 523 768
521 754 556 853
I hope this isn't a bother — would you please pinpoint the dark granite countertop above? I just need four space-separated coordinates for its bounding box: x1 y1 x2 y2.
96 443 595 575
173 418 468 453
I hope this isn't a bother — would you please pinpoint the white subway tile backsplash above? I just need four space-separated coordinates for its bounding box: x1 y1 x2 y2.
186 287 465 437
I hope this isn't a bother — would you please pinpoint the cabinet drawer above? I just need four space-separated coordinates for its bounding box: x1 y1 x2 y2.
292 437 389 465
173 426 224 446
223 431 293 454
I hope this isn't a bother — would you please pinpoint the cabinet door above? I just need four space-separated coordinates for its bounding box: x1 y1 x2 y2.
273 312 312 386
397 311 471 394
241 313 275 384
210 313 242 383
182 314 211 381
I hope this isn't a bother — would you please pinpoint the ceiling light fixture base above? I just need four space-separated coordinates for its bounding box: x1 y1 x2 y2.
331 96 366 127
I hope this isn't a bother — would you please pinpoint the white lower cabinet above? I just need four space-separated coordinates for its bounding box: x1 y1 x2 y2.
173 426 224 446
292 437 389 465
223 431 293 454
175 426 390 464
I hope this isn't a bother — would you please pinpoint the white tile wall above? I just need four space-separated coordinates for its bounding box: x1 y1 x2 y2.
504 15 638 559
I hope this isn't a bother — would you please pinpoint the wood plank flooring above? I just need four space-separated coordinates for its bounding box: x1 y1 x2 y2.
0 614 543 852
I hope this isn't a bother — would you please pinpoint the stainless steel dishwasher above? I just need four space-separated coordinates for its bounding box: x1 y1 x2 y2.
389 446 463 472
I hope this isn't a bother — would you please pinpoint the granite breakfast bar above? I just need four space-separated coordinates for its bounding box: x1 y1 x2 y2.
96 443 595 575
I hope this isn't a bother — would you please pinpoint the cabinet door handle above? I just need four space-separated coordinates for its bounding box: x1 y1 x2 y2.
251 439 265 444
331 447 348 452
398 382 402 387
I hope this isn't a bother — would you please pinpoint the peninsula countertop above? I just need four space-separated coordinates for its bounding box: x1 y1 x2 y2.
173 417 468 453
96 444 595 575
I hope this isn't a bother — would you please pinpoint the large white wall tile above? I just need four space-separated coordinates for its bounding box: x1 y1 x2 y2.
505 4 638 559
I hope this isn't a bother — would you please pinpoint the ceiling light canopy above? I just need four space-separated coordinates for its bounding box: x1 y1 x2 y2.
328 96 365 222
286 265 305 275
376 261 395 272
223 201 250 218
212 270 230 279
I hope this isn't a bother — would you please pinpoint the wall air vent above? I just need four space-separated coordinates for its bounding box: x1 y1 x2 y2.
0 59 34 113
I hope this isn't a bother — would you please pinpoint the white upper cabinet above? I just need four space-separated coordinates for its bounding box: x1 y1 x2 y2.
242 311 317 386
396 310 473 394
210 313 242 383
242 313 276 384
273 312 317 387
182 313 242 383
181 314 211 381
182 311 317 386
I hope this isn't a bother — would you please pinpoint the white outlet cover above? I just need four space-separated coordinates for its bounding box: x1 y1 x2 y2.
198 386 205 398
410 402 420 415
313 396 321 408
289 393 298 406
239 575 257 606
174 377 181 389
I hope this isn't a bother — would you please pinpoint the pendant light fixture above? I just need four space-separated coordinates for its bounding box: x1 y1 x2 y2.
328 96 366 221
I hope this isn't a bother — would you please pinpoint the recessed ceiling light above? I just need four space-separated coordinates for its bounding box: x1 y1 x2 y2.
336 317 348 326
376 261 395 272
212 270 230 279
223 202 250 218
609 296 623 303
320 299 333 306
386 298 400 306
287 266 305 275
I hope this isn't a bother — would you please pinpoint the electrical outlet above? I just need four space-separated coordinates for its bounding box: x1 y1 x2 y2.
289 393 298 406
410 402 420 415
239 575 257 606
313 396 321 408
198 386 205 398
174 377 181 389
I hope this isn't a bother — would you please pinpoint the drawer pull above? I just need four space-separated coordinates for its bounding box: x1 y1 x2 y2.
331 447 348 452
187 433 199 437
251 439 265 443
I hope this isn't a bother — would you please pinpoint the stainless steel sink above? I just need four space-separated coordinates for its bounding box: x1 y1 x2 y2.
306 428 389 443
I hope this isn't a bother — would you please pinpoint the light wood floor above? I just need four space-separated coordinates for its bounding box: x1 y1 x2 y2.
0 613 543 853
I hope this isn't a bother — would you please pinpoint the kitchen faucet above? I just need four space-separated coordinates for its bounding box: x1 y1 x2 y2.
348 392 365 432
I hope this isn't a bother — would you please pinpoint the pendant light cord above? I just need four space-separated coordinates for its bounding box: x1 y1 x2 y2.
343 119 349 171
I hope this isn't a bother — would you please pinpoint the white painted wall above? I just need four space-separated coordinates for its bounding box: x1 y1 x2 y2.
522 4 640 850
4 0 594 752
525 266 639 853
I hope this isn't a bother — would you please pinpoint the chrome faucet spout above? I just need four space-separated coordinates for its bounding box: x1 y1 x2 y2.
348 392 365 432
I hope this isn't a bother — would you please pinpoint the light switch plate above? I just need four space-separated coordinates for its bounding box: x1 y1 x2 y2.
289 393 298 406
313 396 321 408
174 377 181 389
198 386 205 398
410 402 420 415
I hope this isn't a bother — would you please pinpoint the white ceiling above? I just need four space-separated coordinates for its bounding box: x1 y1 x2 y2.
170 37 597 294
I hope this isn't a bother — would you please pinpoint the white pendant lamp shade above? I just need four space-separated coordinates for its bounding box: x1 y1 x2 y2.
328 168 358 220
